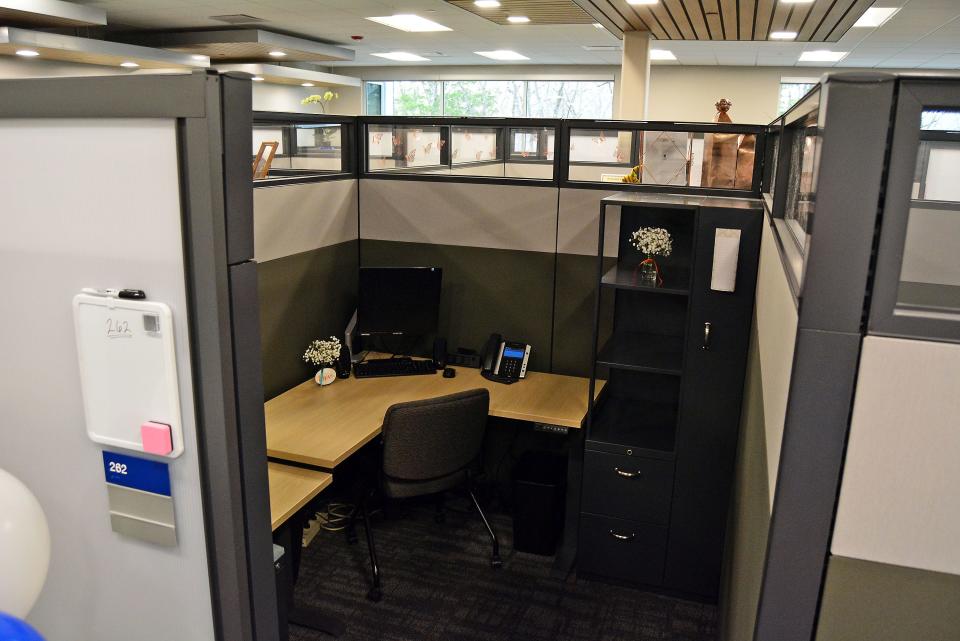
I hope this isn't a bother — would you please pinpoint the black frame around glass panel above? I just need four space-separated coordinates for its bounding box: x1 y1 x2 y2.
252 112 357 187
358 116 563 186
869 79 960 343
558 119 765 198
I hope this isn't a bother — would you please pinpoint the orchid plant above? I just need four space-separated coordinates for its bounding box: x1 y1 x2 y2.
301 91 339 113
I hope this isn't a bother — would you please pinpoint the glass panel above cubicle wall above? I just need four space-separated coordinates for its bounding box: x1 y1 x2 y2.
566 126 758 190
364 120 557 181
897 109 960 315
252 113 352 183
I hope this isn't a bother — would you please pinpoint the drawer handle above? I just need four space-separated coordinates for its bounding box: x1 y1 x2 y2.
614 467 643 479
702 321 712 350
609 530 636 541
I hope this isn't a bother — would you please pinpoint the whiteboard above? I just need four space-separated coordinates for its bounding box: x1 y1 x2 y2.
72 294 184 457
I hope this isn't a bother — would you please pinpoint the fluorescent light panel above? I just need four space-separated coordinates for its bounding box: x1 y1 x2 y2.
770 31 798 40
366 14 452 32
475 50 529 60
507 15 530 23
15 49 40 57
371 51 431 62
780 0 814 3
627 0 659 5
799 50 848 62
474 0 500 7
649 49 676 60
853 7 899 27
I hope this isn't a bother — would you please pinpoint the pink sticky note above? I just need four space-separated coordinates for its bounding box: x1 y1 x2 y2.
141 421 173 456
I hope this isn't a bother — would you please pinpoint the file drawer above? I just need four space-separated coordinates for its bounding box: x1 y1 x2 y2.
578 513 667 585
582 450 674 525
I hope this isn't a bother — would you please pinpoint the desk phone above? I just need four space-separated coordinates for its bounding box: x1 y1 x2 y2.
481 333 531 384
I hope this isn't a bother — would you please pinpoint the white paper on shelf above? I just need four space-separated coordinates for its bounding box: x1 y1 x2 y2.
711 228 741 292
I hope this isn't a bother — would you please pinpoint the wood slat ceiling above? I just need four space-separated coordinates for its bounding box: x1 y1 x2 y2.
446 0 595 25
574 0 875 41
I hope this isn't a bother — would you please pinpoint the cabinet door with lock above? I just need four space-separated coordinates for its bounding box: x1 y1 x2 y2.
663 206 762 597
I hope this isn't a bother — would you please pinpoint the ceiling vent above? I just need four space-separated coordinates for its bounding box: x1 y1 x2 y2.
210 14 266 24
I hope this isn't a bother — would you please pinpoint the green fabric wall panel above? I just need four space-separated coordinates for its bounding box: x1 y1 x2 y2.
719 325 770 641
816 556 960 641
360 240 555 373
258 240 358 400
552 253 615 377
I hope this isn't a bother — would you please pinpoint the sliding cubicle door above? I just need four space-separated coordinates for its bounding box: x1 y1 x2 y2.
359 178 556 371
254 178 359 399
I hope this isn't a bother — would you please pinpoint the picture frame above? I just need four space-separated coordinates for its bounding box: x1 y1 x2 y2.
252 141 279 179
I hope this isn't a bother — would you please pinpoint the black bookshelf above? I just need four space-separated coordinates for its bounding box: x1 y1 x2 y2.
579 192 763 598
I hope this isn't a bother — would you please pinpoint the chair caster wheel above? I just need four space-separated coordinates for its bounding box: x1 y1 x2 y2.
491 555 503 569
367 587 382 602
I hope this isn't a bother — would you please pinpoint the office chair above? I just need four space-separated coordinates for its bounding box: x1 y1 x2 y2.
349 388 501 602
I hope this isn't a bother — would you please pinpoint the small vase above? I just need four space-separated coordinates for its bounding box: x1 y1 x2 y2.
314 367 337 386
637 256 660 287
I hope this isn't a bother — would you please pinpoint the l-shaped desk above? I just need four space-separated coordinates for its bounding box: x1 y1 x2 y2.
264 354 604 574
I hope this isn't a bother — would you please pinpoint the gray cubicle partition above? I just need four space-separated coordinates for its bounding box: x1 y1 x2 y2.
0 72 277 641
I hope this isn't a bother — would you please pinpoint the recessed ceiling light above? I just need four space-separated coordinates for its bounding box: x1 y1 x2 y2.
268 50 286 57
507 15 531 23
474 0 500 7
252 76 264 82
649 49 676 60
770 31 798 40
799 50 848 62
780 0 814 3
301 82 314 87
853 7 899 27
120 61 139 68
366 14 452 32
627 0 658 5
191 54 207 61
475 50 530 61
15 49 40 57
371 51 431 62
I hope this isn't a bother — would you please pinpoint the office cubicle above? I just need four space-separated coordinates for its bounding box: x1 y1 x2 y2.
252 112 356 185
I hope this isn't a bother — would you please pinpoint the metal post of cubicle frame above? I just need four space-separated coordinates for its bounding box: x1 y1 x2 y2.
752 73 897 641
0 71 277 641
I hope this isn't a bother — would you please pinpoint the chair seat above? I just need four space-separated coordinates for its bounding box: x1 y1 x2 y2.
382 467 468 498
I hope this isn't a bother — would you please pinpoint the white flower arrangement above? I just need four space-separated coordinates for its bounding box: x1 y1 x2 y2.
630 227 673 257
303 336 341 368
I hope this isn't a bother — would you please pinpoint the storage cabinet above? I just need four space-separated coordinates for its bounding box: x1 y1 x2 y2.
580 193 762 598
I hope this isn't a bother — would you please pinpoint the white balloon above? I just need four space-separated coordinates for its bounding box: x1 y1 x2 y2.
0 468 50 618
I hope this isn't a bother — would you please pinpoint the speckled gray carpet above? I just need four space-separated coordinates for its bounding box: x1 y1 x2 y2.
289 496 718 641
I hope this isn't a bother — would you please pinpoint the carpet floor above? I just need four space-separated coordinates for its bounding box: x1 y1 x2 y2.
289 496 718 641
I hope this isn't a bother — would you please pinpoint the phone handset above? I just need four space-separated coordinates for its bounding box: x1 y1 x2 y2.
480 333 531 385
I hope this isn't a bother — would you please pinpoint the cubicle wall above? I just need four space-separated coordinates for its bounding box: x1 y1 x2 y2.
255 178 359 399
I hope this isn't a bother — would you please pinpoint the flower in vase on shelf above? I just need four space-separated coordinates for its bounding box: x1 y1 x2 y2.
303 336 341 386
629 227 673 287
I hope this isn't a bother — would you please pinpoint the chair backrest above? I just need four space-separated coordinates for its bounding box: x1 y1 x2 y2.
381 388 490 483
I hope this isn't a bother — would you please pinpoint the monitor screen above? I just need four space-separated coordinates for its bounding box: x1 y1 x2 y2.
358 267 442 336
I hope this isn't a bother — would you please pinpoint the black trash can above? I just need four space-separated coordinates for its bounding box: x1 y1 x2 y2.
513 451 566 555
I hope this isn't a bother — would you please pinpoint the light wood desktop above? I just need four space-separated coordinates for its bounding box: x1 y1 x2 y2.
267 461 332 531
265 353 604 470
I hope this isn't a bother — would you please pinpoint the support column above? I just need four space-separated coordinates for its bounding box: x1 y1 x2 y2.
618 31 651 120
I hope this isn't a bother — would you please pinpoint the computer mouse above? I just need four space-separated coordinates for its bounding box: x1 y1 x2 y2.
443 367 456 378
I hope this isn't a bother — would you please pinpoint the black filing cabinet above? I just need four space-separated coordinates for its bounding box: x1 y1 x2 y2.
580 193 762 598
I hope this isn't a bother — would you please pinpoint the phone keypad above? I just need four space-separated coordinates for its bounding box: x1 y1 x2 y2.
500 359 521 379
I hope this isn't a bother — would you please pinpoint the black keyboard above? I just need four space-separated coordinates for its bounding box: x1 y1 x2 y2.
353 357 437 379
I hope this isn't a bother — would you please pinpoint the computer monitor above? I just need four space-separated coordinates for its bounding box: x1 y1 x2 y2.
358 267 442 336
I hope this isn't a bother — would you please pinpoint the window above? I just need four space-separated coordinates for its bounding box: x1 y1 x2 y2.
778 82 817 116
364 79 615 118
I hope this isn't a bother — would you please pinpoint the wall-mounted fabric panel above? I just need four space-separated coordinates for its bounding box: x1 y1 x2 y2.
832 335 960 575
0 118 214 640
360 240 555 373
552 253 614 377
719 320 771 641
900 205 960 286
755 215 799 511
815 556 960 641
258 241 358 399
254 179 358 263
558 188 621 257
359 179 558 253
